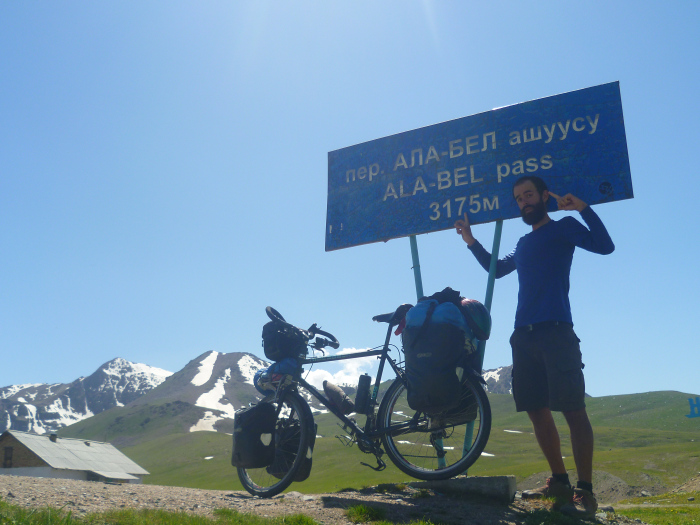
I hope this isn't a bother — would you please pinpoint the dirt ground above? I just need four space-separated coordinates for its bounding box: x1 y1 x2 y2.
518 469 670 504
0 473 658 525
672 474 700 493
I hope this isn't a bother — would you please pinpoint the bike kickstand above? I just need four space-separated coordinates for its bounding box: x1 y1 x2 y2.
360 456 386 472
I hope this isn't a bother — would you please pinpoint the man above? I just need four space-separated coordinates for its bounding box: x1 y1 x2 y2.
454 175 614 518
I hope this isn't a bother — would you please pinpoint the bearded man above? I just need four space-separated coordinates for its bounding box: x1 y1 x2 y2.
454 175 614 518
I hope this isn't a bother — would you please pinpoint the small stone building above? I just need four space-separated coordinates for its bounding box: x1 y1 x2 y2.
0 430 149 484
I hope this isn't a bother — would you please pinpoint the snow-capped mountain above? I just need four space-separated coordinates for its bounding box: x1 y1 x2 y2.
130 350 272 433
482 365 513 394
0 358 172 434
2 350 516 439
0 351 278 438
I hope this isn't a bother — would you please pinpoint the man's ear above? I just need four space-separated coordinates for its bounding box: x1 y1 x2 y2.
542 190 550 203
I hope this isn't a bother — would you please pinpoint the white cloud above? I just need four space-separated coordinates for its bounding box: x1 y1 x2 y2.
304 369 335 390
303 347 379 389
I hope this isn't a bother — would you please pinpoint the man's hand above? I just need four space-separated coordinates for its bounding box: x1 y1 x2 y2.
548 192 588 212
455 213 477 246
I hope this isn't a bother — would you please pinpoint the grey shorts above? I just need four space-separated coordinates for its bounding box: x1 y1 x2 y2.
509 322 586 413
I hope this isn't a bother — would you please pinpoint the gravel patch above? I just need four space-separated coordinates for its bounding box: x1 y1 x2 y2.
0 474 649 524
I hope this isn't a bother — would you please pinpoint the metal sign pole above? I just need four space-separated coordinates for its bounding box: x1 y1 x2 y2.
476 219 503 372
409 235 424 300
409 235 451 468
464 219 503 472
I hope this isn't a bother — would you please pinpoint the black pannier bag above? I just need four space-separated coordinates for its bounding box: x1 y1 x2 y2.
402 311 466 414
231 403 277 469
443 377 479 425
262 321 308 362
401 287 490 415
267 422 317 482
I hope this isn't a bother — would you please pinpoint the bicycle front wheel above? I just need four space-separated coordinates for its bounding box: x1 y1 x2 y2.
237 390 314 498
378 373 491 480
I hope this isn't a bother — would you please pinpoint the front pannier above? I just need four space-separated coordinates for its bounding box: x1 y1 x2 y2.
231 403 277 469
266 421 316 482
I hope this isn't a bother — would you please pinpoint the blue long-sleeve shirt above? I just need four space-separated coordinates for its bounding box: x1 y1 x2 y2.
468 206 614 328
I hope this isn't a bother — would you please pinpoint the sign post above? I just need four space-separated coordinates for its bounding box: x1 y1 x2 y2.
326 81 632 471
409 235 424 301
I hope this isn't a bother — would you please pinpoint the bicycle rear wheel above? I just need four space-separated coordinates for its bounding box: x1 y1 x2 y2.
378 373 491 480
237 390 314 498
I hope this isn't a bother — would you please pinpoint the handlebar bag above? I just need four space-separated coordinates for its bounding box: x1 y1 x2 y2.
262 321 308 361
231 403 277 468
402 300 477 414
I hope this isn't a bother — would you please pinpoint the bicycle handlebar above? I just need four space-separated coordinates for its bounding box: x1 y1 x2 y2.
308 324 340 349
265 307 340 350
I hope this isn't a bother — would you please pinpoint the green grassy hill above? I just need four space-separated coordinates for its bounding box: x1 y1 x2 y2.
61 390 700 495
59 399 219 448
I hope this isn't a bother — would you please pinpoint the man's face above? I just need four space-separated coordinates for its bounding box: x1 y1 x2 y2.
514 181 548 226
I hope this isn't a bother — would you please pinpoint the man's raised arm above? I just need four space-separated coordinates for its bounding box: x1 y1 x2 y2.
455 213 516 278
550 193 615 255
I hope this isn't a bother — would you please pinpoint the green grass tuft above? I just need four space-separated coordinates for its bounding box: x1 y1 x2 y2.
619 491 700 506
0 500 322 525
616 506 700 525
346 504 387 523
411 489 432 499
0 499 77 524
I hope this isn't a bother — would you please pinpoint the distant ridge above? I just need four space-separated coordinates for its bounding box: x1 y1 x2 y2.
0 358 172 434
0 352 277 437
2 351 518 436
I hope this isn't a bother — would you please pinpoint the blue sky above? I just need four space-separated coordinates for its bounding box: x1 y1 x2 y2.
1 2 698 398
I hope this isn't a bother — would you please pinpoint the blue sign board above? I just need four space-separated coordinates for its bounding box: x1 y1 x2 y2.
326 81 632 251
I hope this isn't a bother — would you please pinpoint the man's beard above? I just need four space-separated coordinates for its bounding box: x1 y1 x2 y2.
521 199 547 225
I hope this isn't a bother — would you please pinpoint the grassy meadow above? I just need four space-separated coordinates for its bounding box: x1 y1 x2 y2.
108 391 700 495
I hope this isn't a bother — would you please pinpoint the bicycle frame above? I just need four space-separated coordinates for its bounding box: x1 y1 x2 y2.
240 306 491 497
295 318 463 471
295 321 404 442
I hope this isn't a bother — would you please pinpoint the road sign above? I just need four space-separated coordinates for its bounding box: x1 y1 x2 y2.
326 81 632 251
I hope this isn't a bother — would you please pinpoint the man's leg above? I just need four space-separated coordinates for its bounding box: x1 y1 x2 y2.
563 407 594 483
560 407 598 517
521 407 574 505
528 407 566 474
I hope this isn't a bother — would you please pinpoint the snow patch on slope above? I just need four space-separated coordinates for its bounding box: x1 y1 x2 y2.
191 352 219 386
45 397 94 428
0 384 43 400
190 410 221 432
238 354 267 385
103 358 172 388
194 368 236 418
482 368 502 383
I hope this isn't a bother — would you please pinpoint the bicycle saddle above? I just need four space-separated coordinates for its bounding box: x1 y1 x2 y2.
372 303 413 326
